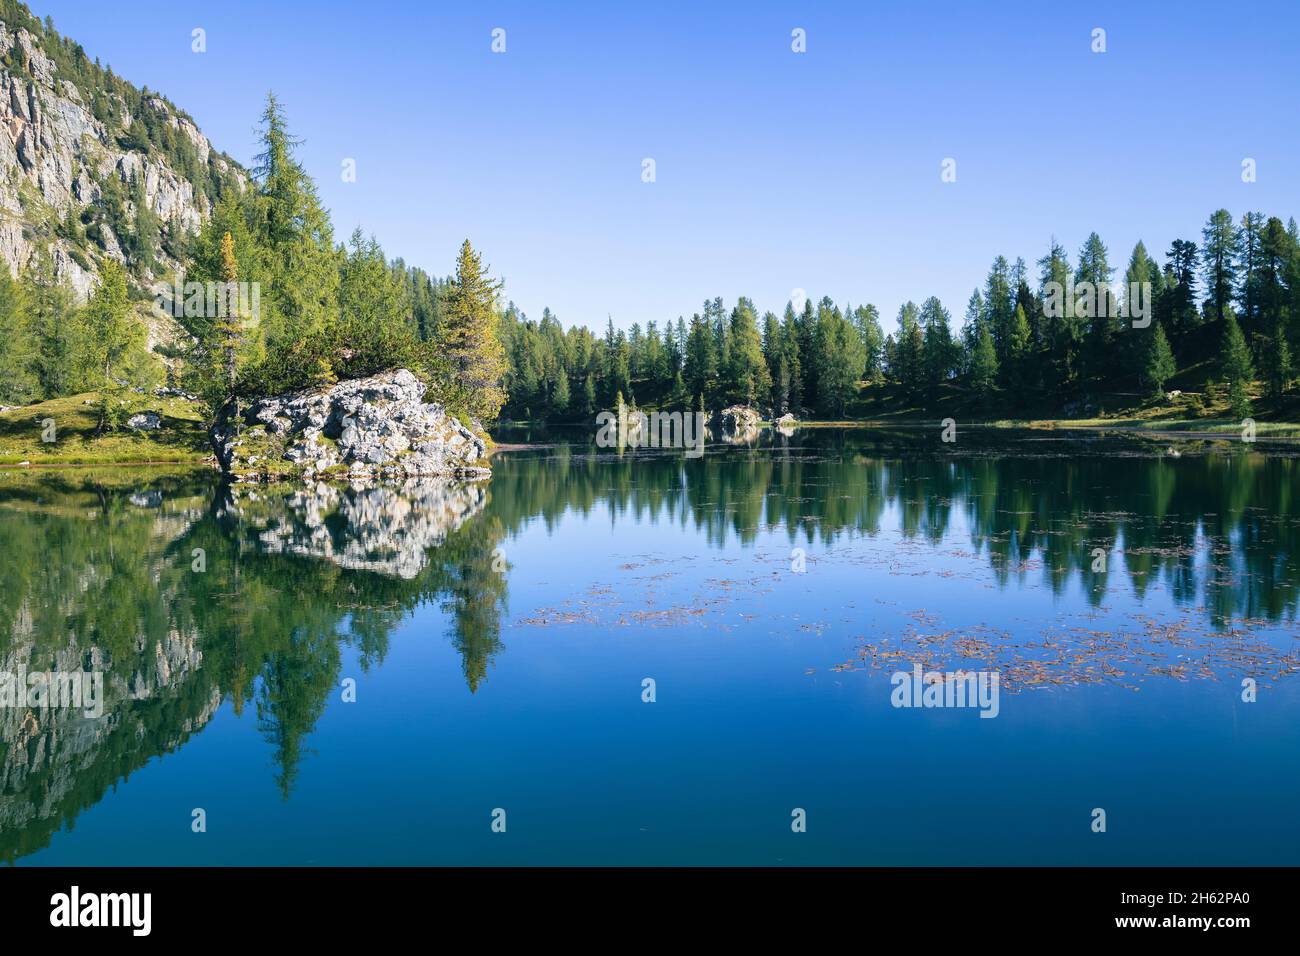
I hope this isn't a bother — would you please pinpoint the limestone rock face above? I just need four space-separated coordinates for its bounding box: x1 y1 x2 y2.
0 23 243 289
212 369 491 481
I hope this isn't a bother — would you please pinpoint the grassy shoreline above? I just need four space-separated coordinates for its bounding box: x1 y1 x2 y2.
5 394 1298 472
787 417 1300 436
0 391 213 468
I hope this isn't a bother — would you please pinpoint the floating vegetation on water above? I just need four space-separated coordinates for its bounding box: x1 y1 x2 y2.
835 609 1299 693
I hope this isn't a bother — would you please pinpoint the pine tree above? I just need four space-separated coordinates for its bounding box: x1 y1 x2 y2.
684 313 716 404
339 228 406 332
252 92 340 349
983 256 1013 367
970 323 998 402
80 259 140 385
853 304 884 382
551 366 571 414
920 296 955 397
1201 209 1238 322
813 301 865 416
0 269 38 404
892 302 923 399
1141 324 1176 397
779 304 803 412
1220 314 1254 417
1122 241 1156 381
1005 303 1031 391
26 250 81 398
1236 212 1265 334
440 239 506 421
129 172 158 271
1037 239 1076 390
1076 231 1115 383
724 297 770 406
1263 329 1293 402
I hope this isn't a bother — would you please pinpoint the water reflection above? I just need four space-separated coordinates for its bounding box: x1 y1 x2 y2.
0 428 1297 861
492 427 1300 625
0 474 505 861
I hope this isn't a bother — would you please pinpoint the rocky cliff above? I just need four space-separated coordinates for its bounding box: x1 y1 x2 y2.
0 5 244 314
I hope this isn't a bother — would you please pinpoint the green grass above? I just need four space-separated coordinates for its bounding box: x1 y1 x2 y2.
0 391 212 467
831 375 1300 436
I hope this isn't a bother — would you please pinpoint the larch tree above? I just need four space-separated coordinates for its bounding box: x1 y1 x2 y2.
1201 209 1238 322
0 269 38 404
217 231 242 391
1220 314 1255 417
441 239 506 421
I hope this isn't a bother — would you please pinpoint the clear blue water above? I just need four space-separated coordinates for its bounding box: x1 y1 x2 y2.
3 428 1298 864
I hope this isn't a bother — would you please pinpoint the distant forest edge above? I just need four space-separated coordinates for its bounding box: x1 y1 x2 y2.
500 212 1299 425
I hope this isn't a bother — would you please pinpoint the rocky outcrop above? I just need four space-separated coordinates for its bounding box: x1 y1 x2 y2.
126 411 160 430
220 477 488 579
716 405 762 431
715 405 762 443
213 369 491 481
0 17 244 316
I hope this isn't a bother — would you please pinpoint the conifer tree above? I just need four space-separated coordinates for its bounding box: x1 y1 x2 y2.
920 296 955 396
1141 324 1176 397
1005 303 1031 391
217 231 242 391
0 269 38 404
27 250 81 399
440 239 506 421
725 297 770 406
1220 314 1255 417
252 92 339 348
970 322 998 402
1201 209 1238 322
80 259 139 385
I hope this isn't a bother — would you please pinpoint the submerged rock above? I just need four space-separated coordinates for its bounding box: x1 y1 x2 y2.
212 369 490 481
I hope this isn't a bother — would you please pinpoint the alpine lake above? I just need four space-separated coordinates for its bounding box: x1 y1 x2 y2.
2 425 1297 865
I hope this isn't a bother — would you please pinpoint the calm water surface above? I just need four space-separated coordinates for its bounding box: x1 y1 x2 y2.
2 427 1298 865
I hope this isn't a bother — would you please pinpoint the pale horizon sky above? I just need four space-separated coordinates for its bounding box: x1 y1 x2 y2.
33 0 1300 335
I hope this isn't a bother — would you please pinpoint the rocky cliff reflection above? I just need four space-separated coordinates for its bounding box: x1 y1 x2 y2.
0 474 502 861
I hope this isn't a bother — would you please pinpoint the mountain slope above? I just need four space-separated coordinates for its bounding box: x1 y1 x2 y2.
0 0 245 305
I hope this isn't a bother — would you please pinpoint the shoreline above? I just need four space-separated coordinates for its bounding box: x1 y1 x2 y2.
5 417 1299 473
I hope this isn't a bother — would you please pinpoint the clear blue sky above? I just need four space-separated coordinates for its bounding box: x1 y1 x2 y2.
34 0 1300 334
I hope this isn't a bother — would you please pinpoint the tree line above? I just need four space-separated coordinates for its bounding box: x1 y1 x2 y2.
501 211 1299 422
